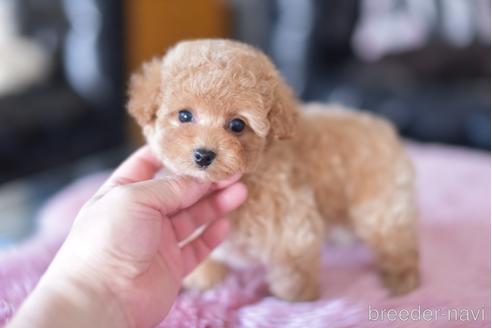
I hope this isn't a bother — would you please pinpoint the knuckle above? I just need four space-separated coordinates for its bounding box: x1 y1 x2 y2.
164 176 189 195
109 184 138 202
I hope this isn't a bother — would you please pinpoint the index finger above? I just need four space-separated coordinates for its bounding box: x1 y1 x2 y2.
96 145 162 195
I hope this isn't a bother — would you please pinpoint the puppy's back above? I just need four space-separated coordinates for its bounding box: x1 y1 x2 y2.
294 103 413 210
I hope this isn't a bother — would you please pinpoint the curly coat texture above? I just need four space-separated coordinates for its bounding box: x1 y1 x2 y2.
128 39 419 301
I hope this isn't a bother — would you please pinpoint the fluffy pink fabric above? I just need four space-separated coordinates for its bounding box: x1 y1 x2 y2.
1 144 490 327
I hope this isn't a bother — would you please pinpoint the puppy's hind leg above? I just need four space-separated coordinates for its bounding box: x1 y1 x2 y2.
350 187 420 295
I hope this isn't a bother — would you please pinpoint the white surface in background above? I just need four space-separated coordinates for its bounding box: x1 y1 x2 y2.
0 0 52 96
352 0 491 61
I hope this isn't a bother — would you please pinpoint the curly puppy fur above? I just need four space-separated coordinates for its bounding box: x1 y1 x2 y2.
128 39 420 301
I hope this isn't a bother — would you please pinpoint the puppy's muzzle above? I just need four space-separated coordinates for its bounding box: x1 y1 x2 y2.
193 148 216 168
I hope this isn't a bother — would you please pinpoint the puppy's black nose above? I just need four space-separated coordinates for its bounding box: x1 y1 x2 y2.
193 148 216 168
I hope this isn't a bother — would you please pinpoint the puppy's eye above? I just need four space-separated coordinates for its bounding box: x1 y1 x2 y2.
228 118 246 133
178 109 193 123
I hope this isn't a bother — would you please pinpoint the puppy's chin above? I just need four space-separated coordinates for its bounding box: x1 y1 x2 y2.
163 159 242 183
176 168 242 183
186 169 238 183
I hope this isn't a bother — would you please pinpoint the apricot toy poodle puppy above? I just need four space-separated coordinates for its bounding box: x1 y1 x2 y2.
128 39 419 301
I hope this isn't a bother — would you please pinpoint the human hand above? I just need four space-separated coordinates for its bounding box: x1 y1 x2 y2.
9 146 247 328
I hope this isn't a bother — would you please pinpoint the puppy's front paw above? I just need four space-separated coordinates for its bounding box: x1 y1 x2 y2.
381 266 420 295
183 260 228 291
270 280 320 302
268 268 320 302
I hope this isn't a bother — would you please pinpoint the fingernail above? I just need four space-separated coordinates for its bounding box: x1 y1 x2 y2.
227 173 242 182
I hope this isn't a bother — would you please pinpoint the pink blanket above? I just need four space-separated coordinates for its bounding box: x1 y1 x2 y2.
1 143 490 327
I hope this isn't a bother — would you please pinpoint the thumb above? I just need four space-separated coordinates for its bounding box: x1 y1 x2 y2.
114 176 213 216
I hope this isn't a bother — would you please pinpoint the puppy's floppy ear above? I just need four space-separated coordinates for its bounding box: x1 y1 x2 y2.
268 77 299 140
127 58 162 126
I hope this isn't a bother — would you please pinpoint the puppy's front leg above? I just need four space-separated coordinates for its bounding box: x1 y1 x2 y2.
266 244 321 302
183 257 228 291
262 187 325 301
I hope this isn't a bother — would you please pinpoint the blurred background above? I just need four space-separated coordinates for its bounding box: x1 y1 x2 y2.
0 0 490 246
